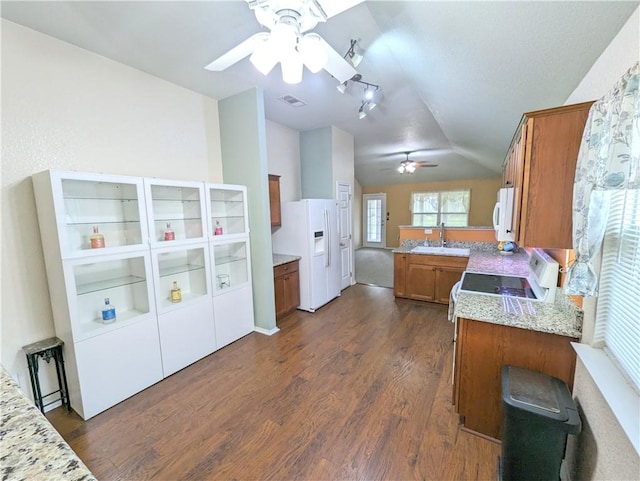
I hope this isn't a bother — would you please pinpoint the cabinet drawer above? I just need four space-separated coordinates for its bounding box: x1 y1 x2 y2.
274 260 299 278
408 254 469 269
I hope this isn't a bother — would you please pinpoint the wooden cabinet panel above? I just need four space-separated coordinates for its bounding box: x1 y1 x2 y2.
434 267 465 304
393 253 407 298
407 264 437 301
274 260 299 321
503 101 593 248
268 174 281 227
454 317 577 440
395 253 467 304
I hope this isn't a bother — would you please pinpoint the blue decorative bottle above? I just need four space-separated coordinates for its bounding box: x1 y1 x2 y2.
101 298 116 323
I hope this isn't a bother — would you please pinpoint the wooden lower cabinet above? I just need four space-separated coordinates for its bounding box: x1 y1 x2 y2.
453 317 577 440
274 260 300 321
394 253 467 304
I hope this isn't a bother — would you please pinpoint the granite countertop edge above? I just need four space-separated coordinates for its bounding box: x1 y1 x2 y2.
273 253 301 267
0 366 97 481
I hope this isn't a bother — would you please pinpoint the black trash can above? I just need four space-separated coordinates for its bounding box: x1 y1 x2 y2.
499 365 581 481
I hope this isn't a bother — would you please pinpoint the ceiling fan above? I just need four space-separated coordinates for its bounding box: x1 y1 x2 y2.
204 0 362 84
380 151 444 174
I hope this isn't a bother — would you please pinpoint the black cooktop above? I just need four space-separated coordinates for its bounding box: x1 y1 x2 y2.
460 272 538 299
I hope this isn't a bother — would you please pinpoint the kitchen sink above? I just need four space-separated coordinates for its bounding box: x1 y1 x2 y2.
410 246 470 256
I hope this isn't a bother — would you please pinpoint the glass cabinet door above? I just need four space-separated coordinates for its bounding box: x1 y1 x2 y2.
145 180 206 245
207 184 248 238
56 174 146 257
67 252 153 341
211 240 250 295
152 245 210 311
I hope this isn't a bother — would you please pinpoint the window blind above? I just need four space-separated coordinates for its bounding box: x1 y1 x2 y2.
593 189 640 390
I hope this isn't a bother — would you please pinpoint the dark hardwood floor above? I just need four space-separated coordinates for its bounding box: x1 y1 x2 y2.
47 284 499 480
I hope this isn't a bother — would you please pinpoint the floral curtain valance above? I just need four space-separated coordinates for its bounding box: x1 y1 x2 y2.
565 61 640 296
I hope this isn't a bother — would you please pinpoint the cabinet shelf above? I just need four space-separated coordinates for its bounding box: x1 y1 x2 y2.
64 196 139 202
65 220 141 227
77 308 148 339
214 255 245 266
158 263 205 278
76 275 146 296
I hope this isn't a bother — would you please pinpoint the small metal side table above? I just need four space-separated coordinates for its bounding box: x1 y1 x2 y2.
22 336 71 413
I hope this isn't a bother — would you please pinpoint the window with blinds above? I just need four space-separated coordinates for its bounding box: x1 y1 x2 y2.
411 190 470 227
593 189 640 391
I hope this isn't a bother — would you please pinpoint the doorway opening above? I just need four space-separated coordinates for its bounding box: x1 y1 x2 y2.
363 193 386 248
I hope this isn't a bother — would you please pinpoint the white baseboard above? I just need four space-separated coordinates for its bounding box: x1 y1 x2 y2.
254 326 280 336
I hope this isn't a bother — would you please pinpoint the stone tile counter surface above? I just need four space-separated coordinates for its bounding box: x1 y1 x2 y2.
0 367 97 481
273 253 301 267
395 241 582 339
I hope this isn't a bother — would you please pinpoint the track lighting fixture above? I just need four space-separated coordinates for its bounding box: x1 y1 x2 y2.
339 72 380 119
344 39 363 67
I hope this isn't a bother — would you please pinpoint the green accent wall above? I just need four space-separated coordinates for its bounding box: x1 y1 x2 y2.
218 88 276 331
300 127 333 199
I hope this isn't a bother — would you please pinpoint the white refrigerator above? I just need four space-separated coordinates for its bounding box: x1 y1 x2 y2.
272 199 341 312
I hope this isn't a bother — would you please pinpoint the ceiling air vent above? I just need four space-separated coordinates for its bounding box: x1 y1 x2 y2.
278 94 307 108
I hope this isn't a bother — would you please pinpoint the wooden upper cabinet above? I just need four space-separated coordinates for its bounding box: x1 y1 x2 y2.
504 101 593 249
268 174 281 227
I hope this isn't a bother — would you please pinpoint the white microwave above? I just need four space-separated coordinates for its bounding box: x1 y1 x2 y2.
493 187 515 242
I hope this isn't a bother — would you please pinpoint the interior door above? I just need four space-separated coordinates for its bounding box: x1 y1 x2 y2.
337 183 353 290
363 193 386 248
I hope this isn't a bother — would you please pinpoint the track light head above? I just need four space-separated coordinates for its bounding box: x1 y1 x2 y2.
337 81 347 94
346 39 363 67
358 104 367 120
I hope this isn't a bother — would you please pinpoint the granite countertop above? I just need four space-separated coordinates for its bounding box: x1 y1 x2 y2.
454 292 582 338
0 367 97 481
273 253 301 267
394 240 582 339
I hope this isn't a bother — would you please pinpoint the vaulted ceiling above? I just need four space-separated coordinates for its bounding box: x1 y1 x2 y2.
2 1 637 186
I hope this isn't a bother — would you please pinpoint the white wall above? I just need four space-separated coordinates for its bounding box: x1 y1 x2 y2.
562 7 640 480
331 125 355 197
265 120 301 202
1 20 223 398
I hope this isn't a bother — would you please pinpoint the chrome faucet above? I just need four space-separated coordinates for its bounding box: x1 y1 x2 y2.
440 222 447 247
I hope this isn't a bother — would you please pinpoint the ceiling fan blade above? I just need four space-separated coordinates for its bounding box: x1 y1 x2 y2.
204 32 268 71
317 35 357 83
317 0 365 19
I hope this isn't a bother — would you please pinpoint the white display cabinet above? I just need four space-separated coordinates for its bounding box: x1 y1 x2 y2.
151 244 210 311
206 184 249 239
144 179 207 247
32 170 256 418
213 285 254 349
73 316 163 419
210 238 254 348
32 170 147 259
65 251 155 343
211 240 251 294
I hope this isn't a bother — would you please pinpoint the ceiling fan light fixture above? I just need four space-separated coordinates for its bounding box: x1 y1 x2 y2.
249 37 279 75
281 47 303 84
297 33 327 74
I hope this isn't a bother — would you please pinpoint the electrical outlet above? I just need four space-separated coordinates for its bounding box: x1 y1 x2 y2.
424 229 432 234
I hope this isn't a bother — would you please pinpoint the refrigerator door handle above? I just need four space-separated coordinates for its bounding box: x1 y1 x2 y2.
324 209 330 267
